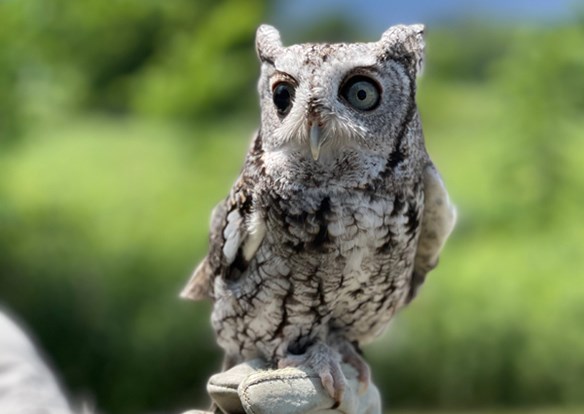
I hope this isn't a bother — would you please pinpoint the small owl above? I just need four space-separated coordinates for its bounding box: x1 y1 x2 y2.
182 24 456 405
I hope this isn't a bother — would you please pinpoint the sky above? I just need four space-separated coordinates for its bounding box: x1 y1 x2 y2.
272 0 578 35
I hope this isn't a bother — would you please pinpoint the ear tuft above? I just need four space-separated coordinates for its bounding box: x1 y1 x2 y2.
379 24 425 77
255 24 283 64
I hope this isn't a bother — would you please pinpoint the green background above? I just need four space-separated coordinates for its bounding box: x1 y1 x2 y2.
1 1 583 413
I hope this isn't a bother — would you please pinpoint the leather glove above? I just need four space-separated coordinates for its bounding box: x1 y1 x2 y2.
183 358 381 414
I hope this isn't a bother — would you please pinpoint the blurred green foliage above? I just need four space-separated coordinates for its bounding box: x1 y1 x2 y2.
0 0 265 140
1 1 583 413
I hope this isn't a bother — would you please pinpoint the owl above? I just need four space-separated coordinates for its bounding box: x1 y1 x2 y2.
182 24 456 405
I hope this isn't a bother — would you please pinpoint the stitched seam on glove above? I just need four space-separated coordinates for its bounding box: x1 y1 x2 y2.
208 384 239 392
240 389 256 414
245 373 318 386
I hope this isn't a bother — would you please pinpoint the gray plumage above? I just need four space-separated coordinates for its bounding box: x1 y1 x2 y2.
182 23 456 403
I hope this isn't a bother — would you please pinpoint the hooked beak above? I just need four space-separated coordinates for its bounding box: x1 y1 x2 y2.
309 123 325 161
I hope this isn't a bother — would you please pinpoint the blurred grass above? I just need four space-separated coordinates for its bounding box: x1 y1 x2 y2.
1 117 250 256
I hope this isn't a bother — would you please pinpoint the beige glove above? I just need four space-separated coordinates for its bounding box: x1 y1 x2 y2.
184 358 381 414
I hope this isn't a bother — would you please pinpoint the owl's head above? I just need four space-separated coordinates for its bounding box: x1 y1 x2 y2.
255 24 425 164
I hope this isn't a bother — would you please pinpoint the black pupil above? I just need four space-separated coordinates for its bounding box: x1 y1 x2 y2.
357 89 367 100
274 84 292 113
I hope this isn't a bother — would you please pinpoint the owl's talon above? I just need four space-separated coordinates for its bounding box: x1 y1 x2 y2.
320 371 336 401
349 355 370 395
331 339 371 395
278 342 346 405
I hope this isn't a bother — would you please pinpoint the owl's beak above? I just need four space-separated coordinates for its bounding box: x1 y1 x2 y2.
309 123 325 161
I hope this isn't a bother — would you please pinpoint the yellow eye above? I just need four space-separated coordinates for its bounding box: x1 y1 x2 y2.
341 76 381 111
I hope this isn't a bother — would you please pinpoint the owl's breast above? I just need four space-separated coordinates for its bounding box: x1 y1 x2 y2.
263 184 423 336
265 184 420 259
211 181 423 360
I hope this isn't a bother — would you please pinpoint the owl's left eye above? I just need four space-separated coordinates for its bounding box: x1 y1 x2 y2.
272 82 295 115
340 76 381 111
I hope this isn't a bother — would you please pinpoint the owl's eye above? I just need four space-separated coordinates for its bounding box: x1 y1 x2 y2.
341 76 381 111
272 82 295 115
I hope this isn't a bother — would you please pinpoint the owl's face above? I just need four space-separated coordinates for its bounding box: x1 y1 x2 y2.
255 24 425 164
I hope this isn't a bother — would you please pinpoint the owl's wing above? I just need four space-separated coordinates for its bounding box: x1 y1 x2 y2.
407 164 457 302
181 158 266 301
180 200 228 301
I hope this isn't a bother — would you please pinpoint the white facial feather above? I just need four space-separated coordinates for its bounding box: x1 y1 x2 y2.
256 26 423 165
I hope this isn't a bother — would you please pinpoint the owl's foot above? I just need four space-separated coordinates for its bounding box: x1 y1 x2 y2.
333 340 370 395
278 342 346 406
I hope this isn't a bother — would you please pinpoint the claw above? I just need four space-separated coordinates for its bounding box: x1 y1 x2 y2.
278 342 346 406
320 371 336 400
333 339 371 395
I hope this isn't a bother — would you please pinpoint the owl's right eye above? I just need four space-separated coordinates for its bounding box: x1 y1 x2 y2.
272 82 295 115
